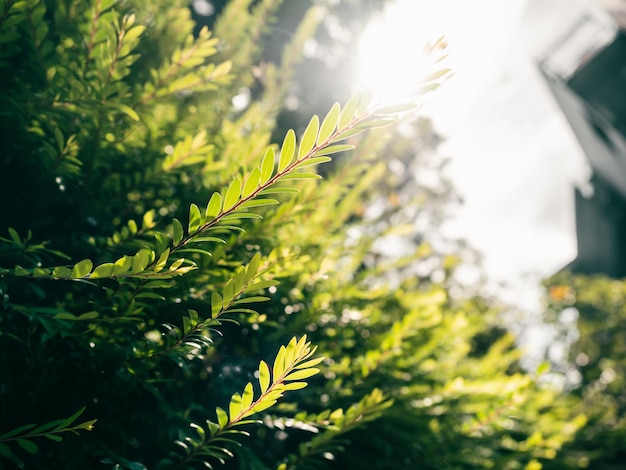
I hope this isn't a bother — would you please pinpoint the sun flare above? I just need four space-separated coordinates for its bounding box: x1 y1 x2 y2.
356 1 451 103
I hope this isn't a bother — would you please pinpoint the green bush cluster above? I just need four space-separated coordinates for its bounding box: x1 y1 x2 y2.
0 0 591 468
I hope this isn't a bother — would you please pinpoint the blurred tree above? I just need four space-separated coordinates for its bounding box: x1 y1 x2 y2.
544 272 626 469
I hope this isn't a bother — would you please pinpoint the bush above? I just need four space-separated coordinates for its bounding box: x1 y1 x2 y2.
0 1 583 468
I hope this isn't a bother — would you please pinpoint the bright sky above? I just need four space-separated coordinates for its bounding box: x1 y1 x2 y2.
357 0 597 313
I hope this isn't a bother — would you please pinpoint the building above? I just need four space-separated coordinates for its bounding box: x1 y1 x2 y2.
539 2 626 277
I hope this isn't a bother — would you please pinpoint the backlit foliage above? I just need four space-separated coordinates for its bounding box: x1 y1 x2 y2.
0 0 588 468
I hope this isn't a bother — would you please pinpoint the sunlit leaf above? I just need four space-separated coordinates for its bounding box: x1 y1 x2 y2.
188 203 202 233
206 192 222 218
211 292 222 318
246 253 261 280
132 249 151 273
294 356 325 369
294 156 332 169
311 144 354 157
238 199 279 210
273 345 286 380
278 130 296 172
216 407 229 429
260 148 275 184
241 382 254 410
339 93 361 130
281 382 307 391
318 102 340 144
223 177 242 211
374 103 418 114
172 218 184 244
279 173 321 181
229 393 243 420
259 360 270 393
71 259 93 278
298 115 319 159
154 248 170 272
242 167 261 198
284 368 320 381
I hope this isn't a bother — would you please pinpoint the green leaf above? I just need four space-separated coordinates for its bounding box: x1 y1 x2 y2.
238 199 279 210
284 368 320 381
339 93 361 130
71 259 93 278
232 296 270 305
216 407 229 429
355 118 397 129
241 382 254 410
17 439 38 455
31 419 65 434
332 127 367 142
251 400 277 414
172 218 184 244
53 313 78 321
229 393 243 420
176 248 212 257
14 265 30 277
52 266 72 277
8 227 20 244
248 279 280 290
90 263 115 279
273 346 286 380
77 311 99 320
223 177 242 211
258 187 300 195
1 423 36 439
293 156 332 169
211 291 223 318
114 256 133 274
187 237 226 244
142 210 156 230
116 103 140 121
311 144 355 157
55 407 86 431
374 103 419 114
294 356 325 369
188 203 202 233
246 253 261 279
132 249 151 273
260 148 275 184
298 115 319 159
278 173 321 181
242 167 261 199
259 360 270 394
206 192 222 218
154 248 170 272
278 130 296 172
281 382 308 391
318 102 341 144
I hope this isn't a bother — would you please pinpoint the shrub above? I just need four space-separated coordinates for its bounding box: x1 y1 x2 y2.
0 1 582 468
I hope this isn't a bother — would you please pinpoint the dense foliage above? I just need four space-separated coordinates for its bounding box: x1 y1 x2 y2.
0 0 600 468
544 272 626 469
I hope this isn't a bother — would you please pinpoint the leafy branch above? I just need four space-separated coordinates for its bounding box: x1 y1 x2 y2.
0 408 96 469
168 336 324 469
276 389 393 470
144 253 279 359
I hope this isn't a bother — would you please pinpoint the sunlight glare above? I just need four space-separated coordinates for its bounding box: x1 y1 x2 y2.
357 1 451 103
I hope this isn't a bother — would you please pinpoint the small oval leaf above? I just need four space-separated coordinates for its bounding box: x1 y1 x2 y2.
223 177 242 211
278 130 296 172
298 115 319 159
